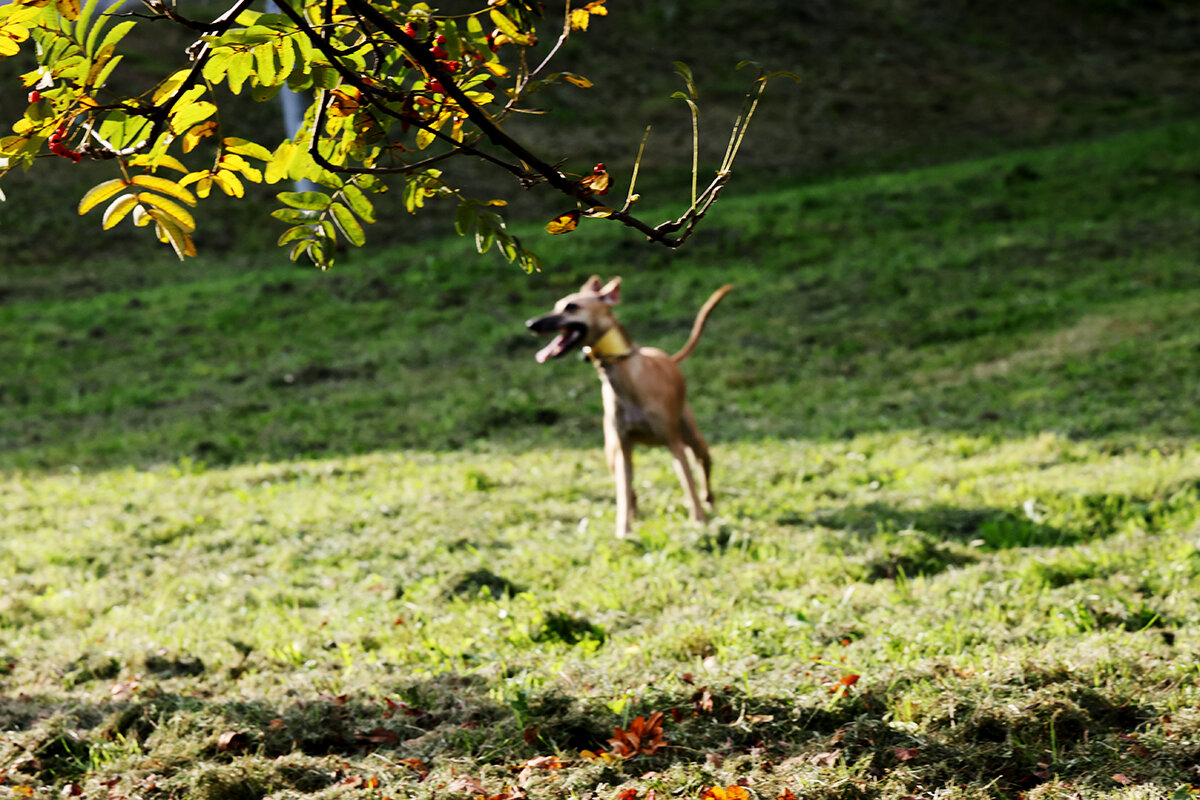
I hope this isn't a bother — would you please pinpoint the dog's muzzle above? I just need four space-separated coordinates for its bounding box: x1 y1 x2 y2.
526 315 587 363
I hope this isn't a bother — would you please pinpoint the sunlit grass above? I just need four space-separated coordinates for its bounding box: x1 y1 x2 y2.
5 121 1200 798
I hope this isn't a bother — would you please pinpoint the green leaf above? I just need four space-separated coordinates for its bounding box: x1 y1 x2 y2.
474 218 495 253
271 207 316 224
277 191 331 211
330 202 365 247
90 53 123 90
277 224 313 246
74 0 102 51
454 201 476 237
340 183 375 223
91 18 133 59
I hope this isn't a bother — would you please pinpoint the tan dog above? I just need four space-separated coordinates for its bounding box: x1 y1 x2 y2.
526 276 732 538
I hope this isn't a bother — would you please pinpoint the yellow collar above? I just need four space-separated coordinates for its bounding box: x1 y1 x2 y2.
583 327 634 366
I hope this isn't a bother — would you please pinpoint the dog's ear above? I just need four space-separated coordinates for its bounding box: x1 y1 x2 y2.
580 275 604 294
598 276 622 305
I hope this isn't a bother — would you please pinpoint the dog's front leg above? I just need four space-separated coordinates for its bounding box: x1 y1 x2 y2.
607 429 635 538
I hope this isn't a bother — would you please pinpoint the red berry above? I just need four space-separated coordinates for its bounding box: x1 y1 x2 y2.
441 60 460 73
427 80 446 95
593 163 606 173
435 34 446 45
27 90 41 103
403 23 417 36
430 46 448 59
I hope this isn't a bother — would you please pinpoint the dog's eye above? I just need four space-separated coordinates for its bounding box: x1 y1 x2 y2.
563 302 579 312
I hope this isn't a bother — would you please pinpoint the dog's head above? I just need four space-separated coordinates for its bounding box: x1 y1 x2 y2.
525 275 621 363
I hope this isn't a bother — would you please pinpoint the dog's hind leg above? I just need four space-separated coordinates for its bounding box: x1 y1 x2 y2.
668 439 708 523
680 406 714 511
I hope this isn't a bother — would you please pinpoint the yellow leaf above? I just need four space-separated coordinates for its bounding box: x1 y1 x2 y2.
101 193 138 229
137 192 195 231
562 73 593 89
482 60 509 77
212 169 244 197
53 0 80 20
151 213 197 259
182 121 217 154
78 178 129 215
545 210 580 234
151 69 191 104
131 175 197 206
129 153 189 173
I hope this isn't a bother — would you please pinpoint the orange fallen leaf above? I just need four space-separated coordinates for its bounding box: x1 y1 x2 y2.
608 711 666 758
701 787 749 800
1112 773 1134 786
894 746 919 762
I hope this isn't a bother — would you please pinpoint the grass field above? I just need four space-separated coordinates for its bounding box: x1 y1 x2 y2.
4 119 1200 799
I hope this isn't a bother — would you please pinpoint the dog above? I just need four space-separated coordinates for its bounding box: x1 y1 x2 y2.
526 276 732 538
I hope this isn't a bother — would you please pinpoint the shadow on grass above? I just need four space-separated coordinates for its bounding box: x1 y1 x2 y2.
0 668 1178 799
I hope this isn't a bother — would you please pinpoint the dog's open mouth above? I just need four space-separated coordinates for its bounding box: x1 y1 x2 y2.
534 323 586 363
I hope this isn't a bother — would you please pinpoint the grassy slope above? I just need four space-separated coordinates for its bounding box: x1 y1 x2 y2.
3 121 1200 799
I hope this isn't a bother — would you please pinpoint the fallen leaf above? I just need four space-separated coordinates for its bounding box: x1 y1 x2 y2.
608 711 666 758
216 730 249 752
356 726 400 746
1112 774 1134 786
776 791 797 800
894 746 920 762
446 777 488 795
701 787 749 800
812 750 841 767
398 757 429 779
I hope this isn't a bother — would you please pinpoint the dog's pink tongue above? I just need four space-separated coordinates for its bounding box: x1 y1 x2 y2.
535 336 563 363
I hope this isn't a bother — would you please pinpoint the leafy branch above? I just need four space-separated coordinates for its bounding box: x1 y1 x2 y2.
0 0 794 268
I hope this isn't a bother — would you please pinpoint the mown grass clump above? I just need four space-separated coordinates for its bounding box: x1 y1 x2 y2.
4 121 1200 798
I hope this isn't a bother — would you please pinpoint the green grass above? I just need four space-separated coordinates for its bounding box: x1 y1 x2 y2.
5 121 1200 799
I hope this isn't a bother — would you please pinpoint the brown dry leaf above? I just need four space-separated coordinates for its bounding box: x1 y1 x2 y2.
356 726 400 746
776 791 797 800
692 687 714 714
1112 774 1134 786
216 730 249 752
578 163 611 195
894 746 919 762
397 757 429 779
812 750 841 767
446 777 489 795
608 711 666 758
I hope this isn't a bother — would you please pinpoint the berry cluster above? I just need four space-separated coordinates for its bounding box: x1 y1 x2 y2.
48 124 83 163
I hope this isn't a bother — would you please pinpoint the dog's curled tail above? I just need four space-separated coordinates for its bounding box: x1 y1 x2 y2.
671 284 733 363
